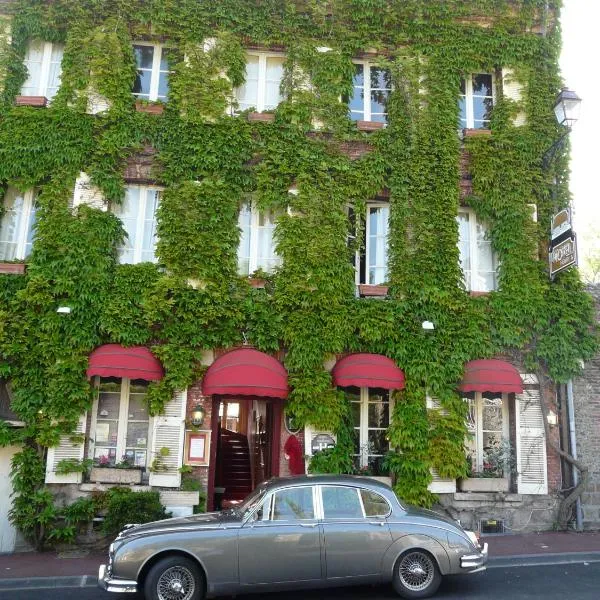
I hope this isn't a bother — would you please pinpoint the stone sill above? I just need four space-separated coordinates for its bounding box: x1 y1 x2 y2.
248 112 275 122
80 483 151 492
0 262 26 275
469 291 491 297
358 284 389 297
356 120 386 132
454 492 522 503
463 128 492 137
135 101 165 114
15 95 48 107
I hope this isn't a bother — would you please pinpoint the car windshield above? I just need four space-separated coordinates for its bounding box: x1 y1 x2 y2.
235 483 269 520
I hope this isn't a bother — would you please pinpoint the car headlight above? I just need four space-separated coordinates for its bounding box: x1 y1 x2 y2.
447 531 472 551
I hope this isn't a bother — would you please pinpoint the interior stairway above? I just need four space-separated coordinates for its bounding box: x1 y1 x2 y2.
218 428 253 506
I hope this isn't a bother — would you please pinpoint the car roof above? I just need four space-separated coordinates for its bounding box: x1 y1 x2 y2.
263 474 392 491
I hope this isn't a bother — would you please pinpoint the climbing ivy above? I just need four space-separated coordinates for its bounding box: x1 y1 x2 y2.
0 0 596 547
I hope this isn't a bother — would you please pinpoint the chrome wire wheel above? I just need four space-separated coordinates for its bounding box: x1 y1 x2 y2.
397 551 435 592
156 565 196 600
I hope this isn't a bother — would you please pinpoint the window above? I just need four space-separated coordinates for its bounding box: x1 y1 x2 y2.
113 186 161 264
322 486 363 519
0 188 37 261
351 203 389 285
133 44 172 102
21 41 64 100
235 53 285 112
237 203 281 275
457 209 498 292
347 387 392 473
459 73 494 130
360 488 390 517
272 487 314 520
91 378 151 468
463 391 509 476
348 62 391 123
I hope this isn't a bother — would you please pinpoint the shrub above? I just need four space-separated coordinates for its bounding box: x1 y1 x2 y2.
102 488 168 535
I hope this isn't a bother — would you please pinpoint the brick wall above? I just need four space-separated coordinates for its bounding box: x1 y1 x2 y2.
572 284 600 529
184 381 212 494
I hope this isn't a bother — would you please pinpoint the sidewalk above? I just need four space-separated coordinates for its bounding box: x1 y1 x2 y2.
1 531 600 589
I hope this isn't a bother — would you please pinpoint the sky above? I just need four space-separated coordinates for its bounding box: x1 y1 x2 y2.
560 0 600 276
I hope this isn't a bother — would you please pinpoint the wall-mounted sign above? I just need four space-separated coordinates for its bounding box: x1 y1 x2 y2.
311 433 336 454
184 431 211 466
551 209 572 241
550 236 577 277
284 411 301 435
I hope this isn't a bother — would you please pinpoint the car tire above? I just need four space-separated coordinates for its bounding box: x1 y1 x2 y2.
144 555 205 600
392 549 442 599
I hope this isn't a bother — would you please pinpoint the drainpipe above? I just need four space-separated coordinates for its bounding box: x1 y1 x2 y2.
566 379 584 530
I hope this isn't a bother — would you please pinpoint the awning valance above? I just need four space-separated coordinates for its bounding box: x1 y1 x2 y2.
332 353 405 390
87 344 164 381
203 348 288 399
459 359 523 394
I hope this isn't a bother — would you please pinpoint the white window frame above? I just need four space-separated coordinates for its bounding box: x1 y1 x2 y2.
353 202 389 286
132 42 171 102
351 388 394 470
349 61 392 123
237 202 281 275
464 391 509 474
113 185 161 265
0 188 37 260
89 377 151 469
460 73 495 130
21 41 63 100
235 52 285 113
457 208 498 292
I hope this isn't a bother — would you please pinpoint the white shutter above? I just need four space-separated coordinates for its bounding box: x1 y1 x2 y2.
502 68 526 127
149 390 187 488
72 172 106 211
45 413 87 484
516 388 548 494
426 397 456 493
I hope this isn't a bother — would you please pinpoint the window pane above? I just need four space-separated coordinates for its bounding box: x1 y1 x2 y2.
349 64 365 120
351 401 361 427
456 212 471 287
23 198 38 258
322 486 363 519
237 203 252 275
367 430 388 456
458 95 467 128
96 381 121 462
141 190 160 263
360 489 389 517
133 70 152 97
128 391 149 420
159 48 172 71
256 209 279 272
0 189 25 261
236 55 259 110
272 487 314 520
473 74 493 96
46 44 64 100
370 67 391 91
473 96 493 123
482 394 503 432
126 421 149 449
114 188 140 263
265 57 284 110
367 205 389 285
21 41 44 96
368 402 389 428
157 71 169 100
134 45 154 70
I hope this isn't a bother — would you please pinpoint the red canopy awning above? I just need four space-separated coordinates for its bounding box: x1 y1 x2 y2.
332 353 405 390
459 359 523 394
87 344 164 381
203 348 288 399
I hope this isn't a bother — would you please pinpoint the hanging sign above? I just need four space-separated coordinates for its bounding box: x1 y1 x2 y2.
550 236 577 277
551 208 572 241
311 433 336 454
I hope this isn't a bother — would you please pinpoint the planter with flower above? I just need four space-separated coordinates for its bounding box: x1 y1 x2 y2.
459 439 517 493
89 455 143 485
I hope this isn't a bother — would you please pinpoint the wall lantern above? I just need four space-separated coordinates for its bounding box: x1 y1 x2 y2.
546 409 558 427
553 88 582 130
191 404 206 427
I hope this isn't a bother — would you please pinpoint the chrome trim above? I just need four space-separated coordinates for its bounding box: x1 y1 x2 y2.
388 520 475 546
460 542 488 570
98 564 138 593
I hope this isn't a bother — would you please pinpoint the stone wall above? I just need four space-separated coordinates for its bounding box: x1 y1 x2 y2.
572 284 600 530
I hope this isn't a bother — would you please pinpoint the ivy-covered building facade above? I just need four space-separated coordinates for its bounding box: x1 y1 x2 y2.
0 0 596 551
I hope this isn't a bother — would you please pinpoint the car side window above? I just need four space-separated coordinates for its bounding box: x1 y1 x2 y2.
360 488 390 517
272 487 314 520
322 486 364 519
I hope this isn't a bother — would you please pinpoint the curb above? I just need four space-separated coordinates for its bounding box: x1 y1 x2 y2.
488 551 600 569
0 574 98 591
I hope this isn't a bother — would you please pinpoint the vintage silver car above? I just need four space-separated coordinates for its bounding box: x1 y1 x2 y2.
99 475 487 600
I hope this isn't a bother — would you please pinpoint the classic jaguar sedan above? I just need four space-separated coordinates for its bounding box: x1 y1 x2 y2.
99 475 487 600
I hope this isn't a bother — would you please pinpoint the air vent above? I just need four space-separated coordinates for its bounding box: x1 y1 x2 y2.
480 518 505 534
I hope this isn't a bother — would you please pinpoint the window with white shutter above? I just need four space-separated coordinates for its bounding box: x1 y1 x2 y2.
427 397 457 493
21 41 64 100
516 388 548 495
0 188 37 261
45 414 87 484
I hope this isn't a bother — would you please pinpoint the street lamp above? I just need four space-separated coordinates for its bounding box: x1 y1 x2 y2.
553 88 582 130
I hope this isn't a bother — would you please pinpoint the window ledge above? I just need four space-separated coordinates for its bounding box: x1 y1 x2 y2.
248 112 275 122
469 290 491 297
0 262 26 275
248 277 267 289
15 95 48 107
358 284 389 297
463 128 492 137
135 100 165 115
356 120 386 132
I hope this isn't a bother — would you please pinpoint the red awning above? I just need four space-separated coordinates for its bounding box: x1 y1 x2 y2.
87 344 164 381
332 353 405 390
459 359 523 394
203 348 288 399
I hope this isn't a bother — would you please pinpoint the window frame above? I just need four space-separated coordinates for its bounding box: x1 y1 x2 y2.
352 202 390 286
460 72 495 130
113 185 161 265
0 188 37 261
21 40 64 100
349 61 392 123
457 207 498 292
132 42 172 102
89 376 152 470
235 52 286 113
237 202 281 276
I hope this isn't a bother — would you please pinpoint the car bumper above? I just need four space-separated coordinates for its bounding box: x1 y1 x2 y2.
98 564 138 593
460 542 488 573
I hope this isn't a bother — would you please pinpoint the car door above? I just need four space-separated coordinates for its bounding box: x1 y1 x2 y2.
237 485 323 586
319 484 393 580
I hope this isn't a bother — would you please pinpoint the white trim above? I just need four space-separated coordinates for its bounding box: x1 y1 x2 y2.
460 72 495 130
235 52 285 113
21 41 63 100
237 202 281 275
349 61 391 123
364 203 389 285
0 188 37 261
133 42 171 102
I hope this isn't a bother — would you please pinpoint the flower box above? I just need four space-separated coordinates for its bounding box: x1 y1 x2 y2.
0 263 26 275
463 128 492 137
248 277 267 289
459 477 509 493
89 467 143 485
159 491 200 507
356 120 386 132
358 284 388 297
247 112 275 123
15 95 48 107
135 101 164 115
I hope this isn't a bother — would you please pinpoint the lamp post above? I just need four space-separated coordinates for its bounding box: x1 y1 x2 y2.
543 88 582 168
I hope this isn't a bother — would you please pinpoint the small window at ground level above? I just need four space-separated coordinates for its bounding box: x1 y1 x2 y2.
322 486 364 519
272 487 314 520
360 488 390 517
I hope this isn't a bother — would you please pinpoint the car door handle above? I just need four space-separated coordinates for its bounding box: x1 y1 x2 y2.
300 523 318 528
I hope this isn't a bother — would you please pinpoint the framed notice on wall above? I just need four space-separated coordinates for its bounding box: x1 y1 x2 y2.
184 431 211 466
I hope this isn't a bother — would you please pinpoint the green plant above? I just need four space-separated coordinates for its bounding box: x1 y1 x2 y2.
149 446 170 472
469 438 518 479
101 488 168 536
55 458 93 475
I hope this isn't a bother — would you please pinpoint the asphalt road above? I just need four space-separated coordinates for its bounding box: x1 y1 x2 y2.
4 563 600 600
